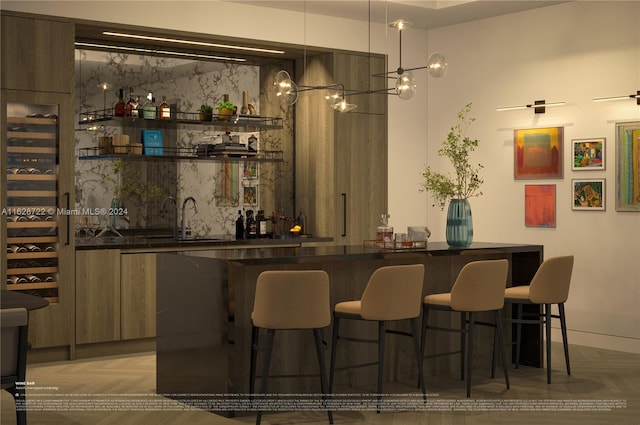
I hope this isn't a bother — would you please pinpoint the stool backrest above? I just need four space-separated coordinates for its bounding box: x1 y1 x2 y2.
361 264 425 320
252 270 331 329
450 259 509 312
1 307 28 381
529 255 574 304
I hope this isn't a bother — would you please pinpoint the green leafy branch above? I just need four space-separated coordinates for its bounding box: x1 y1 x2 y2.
420 103 484 210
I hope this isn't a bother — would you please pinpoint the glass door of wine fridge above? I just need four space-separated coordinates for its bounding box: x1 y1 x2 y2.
5 103 61 302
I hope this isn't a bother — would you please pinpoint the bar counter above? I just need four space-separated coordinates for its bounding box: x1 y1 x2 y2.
156 242 543 411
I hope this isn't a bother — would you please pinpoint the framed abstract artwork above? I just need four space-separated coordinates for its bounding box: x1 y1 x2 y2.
572 179 605 211
524 184 556 228
572 138 605 170
615 121 640 211
514 127 563 179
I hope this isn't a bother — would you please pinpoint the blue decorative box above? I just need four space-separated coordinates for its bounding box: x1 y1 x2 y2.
141 130 164 156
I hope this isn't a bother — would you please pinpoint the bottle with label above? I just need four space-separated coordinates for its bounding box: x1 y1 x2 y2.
115 88 126 117
376 213 393 248
246 210 257 239
159 96 171 120
125 87 138 117
248 134 258 152
142 93 156 119
256 210 267 238
235 210 244 240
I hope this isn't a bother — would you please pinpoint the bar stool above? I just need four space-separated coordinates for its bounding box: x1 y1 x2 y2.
421 259 510 397
249 270 333 425
329 264 425 412
504 255 574 384
1 307 29 425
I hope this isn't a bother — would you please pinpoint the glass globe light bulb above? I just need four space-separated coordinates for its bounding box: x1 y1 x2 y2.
427 53 448 78
325 87 342 108
395 71 416 100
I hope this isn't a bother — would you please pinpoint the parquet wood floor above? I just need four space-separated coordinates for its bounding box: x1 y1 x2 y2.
2 343 638 424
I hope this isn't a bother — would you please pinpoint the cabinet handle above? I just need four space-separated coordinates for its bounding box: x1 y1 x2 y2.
341 193 347 237
65 192 70 246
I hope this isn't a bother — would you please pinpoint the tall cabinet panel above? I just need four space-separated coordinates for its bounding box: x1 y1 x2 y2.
296 52 387 244
1 12 75 350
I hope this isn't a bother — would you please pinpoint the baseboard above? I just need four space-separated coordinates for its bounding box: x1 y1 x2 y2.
551 328 640 354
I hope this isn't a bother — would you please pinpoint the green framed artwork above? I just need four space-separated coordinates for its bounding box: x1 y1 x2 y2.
572 179 605 211
572 138 605 170
616 121 640 211
514 127 563 179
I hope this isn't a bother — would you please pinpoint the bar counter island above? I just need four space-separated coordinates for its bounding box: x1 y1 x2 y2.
156 242 543 414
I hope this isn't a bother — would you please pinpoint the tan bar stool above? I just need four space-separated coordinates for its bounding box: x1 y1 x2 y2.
329 264 425 412
249 270 333 425
504 255 574 384
421 259 510 397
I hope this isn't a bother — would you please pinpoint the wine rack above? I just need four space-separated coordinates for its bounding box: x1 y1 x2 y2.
5 106 60 303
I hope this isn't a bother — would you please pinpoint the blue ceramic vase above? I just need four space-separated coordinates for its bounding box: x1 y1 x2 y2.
446 198 473 247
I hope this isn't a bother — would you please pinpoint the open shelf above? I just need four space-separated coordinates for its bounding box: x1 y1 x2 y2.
77 146 284 162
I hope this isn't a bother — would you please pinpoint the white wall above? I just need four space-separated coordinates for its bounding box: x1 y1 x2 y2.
422 1 640 353
3 1 638 353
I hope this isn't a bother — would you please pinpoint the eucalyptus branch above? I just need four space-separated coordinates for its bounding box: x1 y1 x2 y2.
420 103 484 209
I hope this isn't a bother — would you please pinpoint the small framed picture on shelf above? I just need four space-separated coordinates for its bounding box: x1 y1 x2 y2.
572 138 605 170
572 179 605 210
243 185 257 206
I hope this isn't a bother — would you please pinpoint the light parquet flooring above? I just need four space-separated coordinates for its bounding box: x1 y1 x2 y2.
1 343 638 425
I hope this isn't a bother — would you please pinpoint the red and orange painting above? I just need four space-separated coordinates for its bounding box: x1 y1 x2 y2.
515 127 563 179
525 184 556 228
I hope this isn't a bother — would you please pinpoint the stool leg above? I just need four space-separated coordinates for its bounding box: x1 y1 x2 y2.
494 310 510 390
249 325 259 399
410 317 426 402
559 302 571 376
313 328 333 424
419 305 429 389
545 304 552 384
256 329 275 425
377 321 386 413
460 311 466 381
329 315 340 394
491 322 497 379
466 312 474 398
515 303 523 369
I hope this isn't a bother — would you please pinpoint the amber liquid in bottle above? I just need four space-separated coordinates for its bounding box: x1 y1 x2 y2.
125 87 138 117
159 96 171 120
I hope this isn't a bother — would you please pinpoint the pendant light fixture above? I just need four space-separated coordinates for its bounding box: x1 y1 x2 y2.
373 19 448 100
273 70 357 112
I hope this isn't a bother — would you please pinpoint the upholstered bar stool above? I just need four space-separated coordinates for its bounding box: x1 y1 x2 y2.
249 270 333 425
421 259 510 398
504 255 574 384
1 307 29 425
329 264 425 412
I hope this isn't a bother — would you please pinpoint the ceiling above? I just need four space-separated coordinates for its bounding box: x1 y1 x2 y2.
226 0 570 30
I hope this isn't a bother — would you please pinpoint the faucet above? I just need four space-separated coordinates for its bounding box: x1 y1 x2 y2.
180 197 198 240
162 196 178 240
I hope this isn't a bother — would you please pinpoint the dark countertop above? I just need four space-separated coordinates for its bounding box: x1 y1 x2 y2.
171 241 544 264
75 234 333 250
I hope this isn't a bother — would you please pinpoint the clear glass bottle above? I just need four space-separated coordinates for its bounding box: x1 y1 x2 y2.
376 213 393 248
159 95 171 120
142 92 156 119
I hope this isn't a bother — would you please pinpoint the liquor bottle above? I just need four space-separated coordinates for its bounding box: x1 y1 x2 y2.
256 210 267 238
142 93 156 119
125 87 138 117
235 210 244 240
376 213 393 248
297 210 306 235
246 210 257 239
115 88 126 117
159 96 171 120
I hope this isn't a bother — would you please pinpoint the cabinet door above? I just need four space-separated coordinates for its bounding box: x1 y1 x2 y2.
120 253 156 340
335 113 388 244
0 13 75 93
75 250 121 344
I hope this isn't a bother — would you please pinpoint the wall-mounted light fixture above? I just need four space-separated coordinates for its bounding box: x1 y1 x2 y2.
593 90 640 105
496 99 566 114
371 19 447 100
75 41 247 62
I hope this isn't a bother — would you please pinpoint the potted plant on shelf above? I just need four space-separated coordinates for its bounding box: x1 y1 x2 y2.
199 104 213 121
420 103 483 247
215 99 236 121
